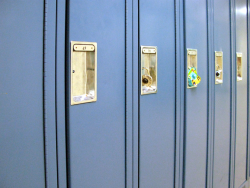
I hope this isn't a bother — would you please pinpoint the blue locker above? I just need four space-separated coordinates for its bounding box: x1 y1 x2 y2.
66 1 127 187
235 0 248 187
0 1 45 187
184 0 208 187
213 0 231 187
139 1 176 187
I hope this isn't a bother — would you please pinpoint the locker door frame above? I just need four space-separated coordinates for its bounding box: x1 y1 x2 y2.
212 0 234 187
131 0 140 187
0 1 47 187
55 1 139 188
234 0 250 187
55 1 68 187
206 0 215 186
229 0 250 187
182 0 209 187
229 1 237 187
43 0 68 187
175 0 185 187
43 0 63 187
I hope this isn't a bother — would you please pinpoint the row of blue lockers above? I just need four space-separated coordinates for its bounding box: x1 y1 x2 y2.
0 0 250 188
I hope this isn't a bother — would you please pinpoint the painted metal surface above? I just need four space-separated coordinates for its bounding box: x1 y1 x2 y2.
55 1 67 187
131 1 139 187
139 1 175 187
206 0 215 185
43 0 60 186
66 1 126 187
175 1 186 187
0 1 45 187
1 1 250 187
213 0 231 187
184 0 208 187
229 1 237 187
235 0 248 187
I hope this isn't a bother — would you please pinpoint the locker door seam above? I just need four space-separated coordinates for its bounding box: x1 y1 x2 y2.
229 0 237 187
206 0 215 187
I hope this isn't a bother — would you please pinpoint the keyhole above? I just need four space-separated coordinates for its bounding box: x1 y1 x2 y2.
216 71 220 77
143 78 148 84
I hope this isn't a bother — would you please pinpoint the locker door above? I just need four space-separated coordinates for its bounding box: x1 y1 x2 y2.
184 0 208 187
213 0 231 187
235 0 248 187
66 1 126 187
139 1 176 187
0 1 45 188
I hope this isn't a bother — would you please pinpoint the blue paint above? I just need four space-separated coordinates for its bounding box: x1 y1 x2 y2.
125 0 134 187
213 0 231 187
132 1 139 187
184 0 208 187
66 1 126 187
175 1 186 187
235 0 248 187
139 0 176 187
0 1 45 187
0 1 250 187
43 0 59 186
56 0 67 187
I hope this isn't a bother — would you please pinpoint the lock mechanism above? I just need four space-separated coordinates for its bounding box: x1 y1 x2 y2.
71 41 97 105
142 67 153 87
215 51 223 84
141 46 157 95
216 71 221 77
